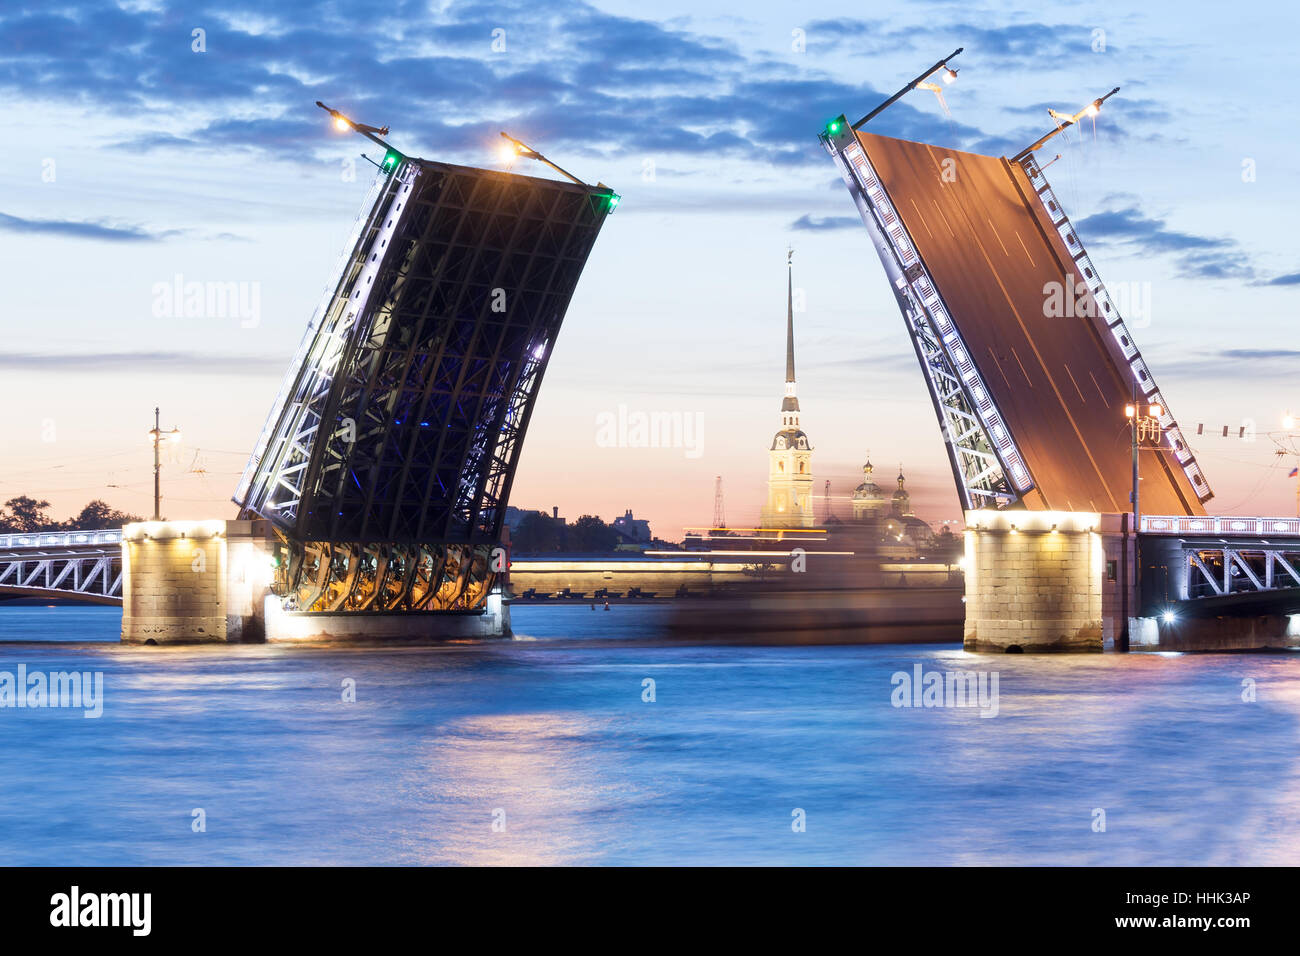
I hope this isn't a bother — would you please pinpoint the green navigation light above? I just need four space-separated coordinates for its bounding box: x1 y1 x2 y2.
827 119 843 136
606 192 621 214
382 149 402 170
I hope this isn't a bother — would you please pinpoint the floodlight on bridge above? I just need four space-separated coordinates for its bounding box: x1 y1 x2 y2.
1012 87 1120 163
852 47 963 129
315 101 390 141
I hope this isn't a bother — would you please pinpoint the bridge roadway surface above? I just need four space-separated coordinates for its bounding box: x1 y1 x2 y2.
855 129 1204 516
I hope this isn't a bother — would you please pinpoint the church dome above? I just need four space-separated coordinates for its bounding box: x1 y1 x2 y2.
852 459 884 499
771 428 810 451
891 465 912 514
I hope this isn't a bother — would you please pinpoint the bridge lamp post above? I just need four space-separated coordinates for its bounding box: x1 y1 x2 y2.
498 131 583 184
849 47 963 129
1282 412 1299 516
315 102 404 172
498 132 621 212
1011 87 1121 164
147 407 181 522
1125 396 1164 633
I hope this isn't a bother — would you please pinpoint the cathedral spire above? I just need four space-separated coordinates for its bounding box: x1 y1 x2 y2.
782 249 800 417
786 247 796 385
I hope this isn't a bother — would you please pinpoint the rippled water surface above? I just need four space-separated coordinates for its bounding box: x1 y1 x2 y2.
0 603 1296 865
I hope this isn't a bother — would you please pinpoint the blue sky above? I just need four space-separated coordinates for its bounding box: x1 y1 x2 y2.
2 0 1297 536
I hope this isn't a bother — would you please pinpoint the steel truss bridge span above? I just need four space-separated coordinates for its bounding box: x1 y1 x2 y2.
0 530 123 604
1140 515 1300 615
233 152 615 614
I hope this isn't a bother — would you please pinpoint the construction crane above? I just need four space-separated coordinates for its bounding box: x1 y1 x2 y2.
713 476 726 529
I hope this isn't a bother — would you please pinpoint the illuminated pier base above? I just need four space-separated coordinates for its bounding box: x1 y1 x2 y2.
121 519 275 644
1131 613 1300 651
121 519 508 644
963 511 1115 653
263 590 509 643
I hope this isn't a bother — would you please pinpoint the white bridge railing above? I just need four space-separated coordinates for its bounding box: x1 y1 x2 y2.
1141 515 1300 537
0 529 123 550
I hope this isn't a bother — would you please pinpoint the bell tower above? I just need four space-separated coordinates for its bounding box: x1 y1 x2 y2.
761 249 814 529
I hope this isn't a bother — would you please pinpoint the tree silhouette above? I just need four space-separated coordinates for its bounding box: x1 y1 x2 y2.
0 496 143 533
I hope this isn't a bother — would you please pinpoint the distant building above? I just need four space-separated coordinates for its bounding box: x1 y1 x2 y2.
847 457 933 556
760 251 815 529
740 251 939 556
502 506 534 534
612 509 652 545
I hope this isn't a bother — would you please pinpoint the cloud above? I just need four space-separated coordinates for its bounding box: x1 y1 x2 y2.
0 212 159 242
1154 348 1300 381
1074 205 1256 280
1220 349 1300 360
0 351 287 374
791 214 861 231
0 0 1029 170
1260 272 1300 286
0 212 248 243
804 19 1109 62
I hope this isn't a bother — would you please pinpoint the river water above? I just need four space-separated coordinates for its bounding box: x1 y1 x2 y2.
0 603 1296 865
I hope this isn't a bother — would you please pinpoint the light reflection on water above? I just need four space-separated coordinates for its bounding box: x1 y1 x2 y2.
0 604 1297 865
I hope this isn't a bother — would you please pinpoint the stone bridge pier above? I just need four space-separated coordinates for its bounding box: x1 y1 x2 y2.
120 518 510 644
963 510 1300 652
962 511 1120 652
121 519 276 644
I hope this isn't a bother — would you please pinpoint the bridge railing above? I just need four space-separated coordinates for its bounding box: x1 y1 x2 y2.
0 529 123 550
1141 515 1300 537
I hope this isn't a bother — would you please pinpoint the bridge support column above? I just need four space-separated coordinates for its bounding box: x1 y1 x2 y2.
121 519 275 644
963 510 1110 652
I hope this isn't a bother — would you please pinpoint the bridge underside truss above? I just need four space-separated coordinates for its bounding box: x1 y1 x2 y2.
0 549 122 604
236 154 614 612
277 539 495 613
1185 546 1300 602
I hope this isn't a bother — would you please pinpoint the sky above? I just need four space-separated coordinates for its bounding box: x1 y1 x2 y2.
1 0 1298 540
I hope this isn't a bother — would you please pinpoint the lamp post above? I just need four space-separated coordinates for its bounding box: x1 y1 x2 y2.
1011 87 1120 163
1124 391 1164 641
498 131 588 186
852 48 963 129
1280 412 1300 518
148 407 182 521
497 131 619 211
315 101 392 151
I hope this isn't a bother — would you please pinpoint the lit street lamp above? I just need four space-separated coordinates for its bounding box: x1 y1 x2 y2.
1124 392 1165 644
498 131 585 186
1281 412 1300 517
147 407 181 521
850 48 963 129
1012 87 1120 163
497 131 619 211
316 101 404 173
